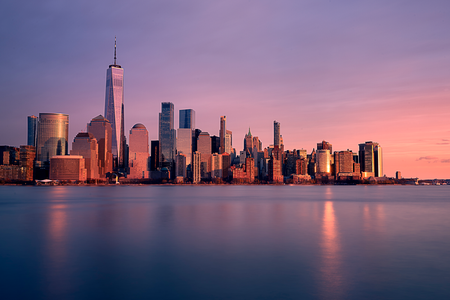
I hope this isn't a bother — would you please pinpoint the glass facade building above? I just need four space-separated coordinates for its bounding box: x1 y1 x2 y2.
274 121 281 146
179 109 195 129
159 102 176 169
36 113 69 166
27 115 38 147
104 39 125 170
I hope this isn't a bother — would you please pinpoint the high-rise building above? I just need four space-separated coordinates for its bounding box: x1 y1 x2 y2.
274 121 280 146
244 128 253 152
197 132 211 179
159 102 176 172
177 128 192 166
35 113 69 175
359 141 383 177
317 141 332 154
87 115 113 177
19 145 35 181
316 149 331 174
70 132 99 180
211 153 222 179
211 135 220 154
192 151 201 183
128 124 149 179
50 155 87 181
150 141 159 171
27 115 38 147
176 153 187 179
219 116 226 154
225 130 232 154
179 109 195 129
334 151 353 177
104 37 125 170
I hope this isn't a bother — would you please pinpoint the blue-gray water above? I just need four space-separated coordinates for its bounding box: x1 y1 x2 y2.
1 185 449 300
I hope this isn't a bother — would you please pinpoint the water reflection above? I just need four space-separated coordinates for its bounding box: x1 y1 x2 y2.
319 201 345 298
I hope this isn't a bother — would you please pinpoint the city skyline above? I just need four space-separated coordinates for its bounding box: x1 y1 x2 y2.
1 1 449 179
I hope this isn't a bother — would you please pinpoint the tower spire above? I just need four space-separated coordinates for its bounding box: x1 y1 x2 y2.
114 36 117 65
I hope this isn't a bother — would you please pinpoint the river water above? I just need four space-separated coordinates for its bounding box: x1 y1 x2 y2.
1 185 449 300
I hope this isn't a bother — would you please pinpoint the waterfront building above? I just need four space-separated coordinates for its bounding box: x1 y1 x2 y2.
396 171 402 179
269 146 283 183
104 38 125 170
179 109 195 129
87 115 113 177
35 113 69 178
159 102 176 173
316 149 331 174
70 132 99 180
49 155 86 181
222 153 231 180
27 115 38 147
219 116 226 154
177 128 193 166
274 121 281 146
176 153 187 179
19 145 35 181
192 151 201 183
359 141 383 177
296 157 307 175
128 124 149 179
225 130 232 154
197 132 211 179
334 150 354 178
211 153 222 179
150 141 159 171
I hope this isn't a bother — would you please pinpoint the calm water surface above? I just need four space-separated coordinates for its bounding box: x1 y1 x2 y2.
0 185 449 300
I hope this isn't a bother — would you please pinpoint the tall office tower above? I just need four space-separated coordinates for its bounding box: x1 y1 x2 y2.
177 128 193 166
27 115 38 147
19 145 35 181
104 37 125 170
222 153 231 180
88 115 113 177
317 141 333 154
71 132 99 180
396 171 402 180
244 128 253 152
316 149 331 174
245 157 255 183
35 113 69 178
274 121 281 146
192 129 202 153
150 141 159 171
269 145 283 183
219 116 226 154
210 136 220 154
296 158 307 175
374 143 383 177
159 102 176 171
179 109 195 129
211 153 222 179
192 151 201 183
197 132 211 179
225 130 232 154
359 141 383 177
175 153 187 179
128 124 149 179
334 151 353 177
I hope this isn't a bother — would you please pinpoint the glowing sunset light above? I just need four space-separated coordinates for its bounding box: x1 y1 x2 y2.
1 1 449 179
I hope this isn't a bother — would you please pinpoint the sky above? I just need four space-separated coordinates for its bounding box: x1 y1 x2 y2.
1 0 449 179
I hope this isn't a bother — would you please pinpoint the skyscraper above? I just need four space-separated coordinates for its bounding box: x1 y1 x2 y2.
274 121 280 146
71 132 99 180
87 115 113 177
27 115 38 147
219 116 226 154
177 128 192 166
35 113 69 167
159 102 176 171
104 37 125 170
359 141 383 177
179 109 195 129
128 124 149 179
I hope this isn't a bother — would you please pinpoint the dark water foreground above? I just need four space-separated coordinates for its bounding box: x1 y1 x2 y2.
0 185 449 300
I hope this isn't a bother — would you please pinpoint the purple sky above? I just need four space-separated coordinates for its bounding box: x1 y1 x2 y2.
1 1 450 178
